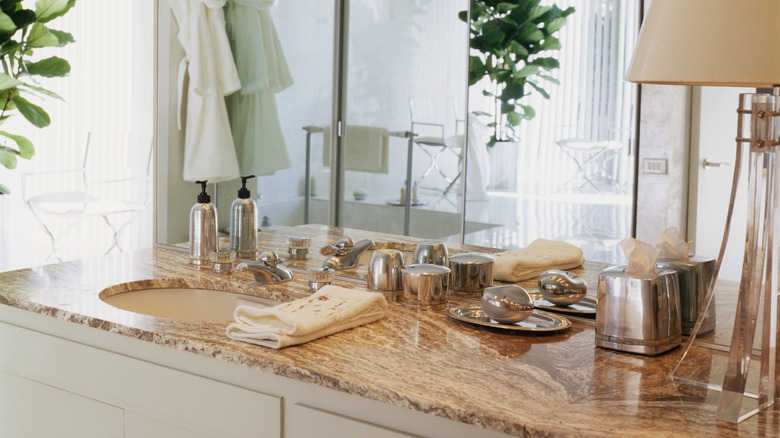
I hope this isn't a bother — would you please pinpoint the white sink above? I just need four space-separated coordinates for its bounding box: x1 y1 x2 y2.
101 288 278 321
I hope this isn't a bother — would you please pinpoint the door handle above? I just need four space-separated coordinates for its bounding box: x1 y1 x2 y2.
703 159 731 169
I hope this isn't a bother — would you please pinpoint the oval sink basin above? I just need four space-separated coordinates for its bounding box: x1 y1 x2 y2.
101 288 278 321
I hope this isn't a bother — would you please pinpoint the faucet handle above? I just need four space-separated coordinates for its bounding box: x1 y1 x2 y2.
259 250 284 266
331 236 355 255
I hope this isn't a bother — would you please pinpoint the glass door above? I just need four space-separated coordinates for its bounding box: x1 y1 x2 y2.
337 0 470 238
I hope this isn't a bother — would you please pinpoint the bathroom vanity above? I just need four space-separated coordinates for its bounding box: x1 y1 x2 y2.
0 225 775 437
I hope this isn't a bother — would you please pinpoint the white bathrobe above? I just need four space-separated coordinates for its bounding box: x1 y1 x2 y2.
169 0 242 182
225 0 293 176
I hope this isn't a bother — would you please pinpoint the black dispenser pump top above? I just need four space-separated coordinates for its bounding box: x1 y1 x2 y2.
238 175 255 199
195 180 211 203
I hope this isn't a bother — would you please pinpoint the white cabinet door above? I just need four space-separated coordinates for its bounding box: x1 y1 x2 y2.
287 404 417 438
0 370 124 438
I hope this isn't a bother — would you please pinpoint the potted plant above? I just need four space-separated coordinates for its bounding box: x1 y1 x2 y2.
0 0 75 194
461 0 574 146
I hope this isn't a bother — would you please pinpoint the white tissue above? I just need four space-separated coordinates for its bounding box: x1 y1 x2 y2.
655 226 692 261
620 238 662 277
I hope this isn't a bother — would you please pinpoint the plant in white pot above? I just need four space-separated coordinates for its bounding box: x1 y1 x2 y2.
461 0 573 147
0 0 75 194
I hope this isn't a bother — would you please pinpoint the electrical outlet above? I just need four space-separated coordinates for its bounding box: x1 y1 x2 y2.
643 158 668 175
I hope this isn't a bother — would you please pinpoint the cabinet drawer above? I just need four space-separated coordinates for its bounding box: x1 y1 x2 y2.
287 404 417 438
0 370 124 437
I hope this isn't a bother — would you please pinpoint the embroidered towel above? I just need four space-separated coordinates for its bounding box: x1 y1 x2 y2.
493 239 585 282
226 285 388 349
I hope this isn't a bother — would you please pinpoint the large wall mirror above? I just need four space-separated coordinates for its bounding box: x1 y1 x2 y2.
156 0 640 268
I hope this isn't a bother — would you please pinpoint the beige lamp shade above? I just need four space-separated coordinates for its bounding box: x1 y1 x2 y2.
626 0 780 87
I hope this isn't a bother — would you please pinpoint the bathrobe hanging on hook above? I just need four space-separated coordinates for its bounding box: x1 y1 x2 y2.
225 0 293 176
169 0 242 182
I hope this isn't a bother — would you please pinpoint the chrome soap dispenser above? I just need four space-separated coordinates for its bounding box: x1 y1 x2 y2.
229 175 259 258
189 180 218 265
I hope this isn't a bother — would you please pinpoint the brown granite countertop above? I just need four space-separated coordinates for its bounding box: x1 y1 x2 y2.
0 224 775 437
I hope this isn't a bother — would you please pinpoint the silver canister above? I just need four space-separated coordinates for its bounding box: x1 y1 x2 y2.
413 241 449 266
448 253 495 298
367 249 405 300
287 236 311 260
402 263 451 306
307 268 334 293
210 249 236 275
596 266 681 356
656 256 716 335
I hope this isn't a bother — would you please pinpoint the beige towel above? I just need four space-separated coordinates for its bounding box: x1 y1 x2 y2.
322 125 389 173
226 285 388 349
493 239 585 282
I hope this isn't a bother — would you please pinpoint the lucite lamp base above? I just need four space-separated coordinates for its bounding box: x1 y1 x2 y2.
669 93 780 423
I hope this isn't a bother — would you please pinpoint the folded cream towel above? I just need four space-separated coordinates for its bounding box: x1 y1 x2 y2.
226 285 388 349
322 125 389 173
493 239 585 282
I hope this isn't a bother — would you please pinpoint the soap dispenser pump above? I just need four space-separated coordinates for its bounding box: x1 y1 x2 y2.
230 175 259 258
190 180 218 265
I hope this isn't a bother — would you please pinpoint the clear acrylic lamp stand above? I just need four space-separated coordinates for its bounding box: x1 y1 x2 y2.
670 93 780 423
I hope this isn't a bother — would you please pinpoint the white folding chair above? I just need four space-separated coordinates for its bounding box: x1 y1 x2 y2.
22 132 153 261
409 98 464 194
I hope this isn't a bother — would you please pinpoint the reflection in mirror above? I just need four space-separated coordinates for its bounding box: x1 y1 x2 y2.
338 0 472 238
462 0 640 264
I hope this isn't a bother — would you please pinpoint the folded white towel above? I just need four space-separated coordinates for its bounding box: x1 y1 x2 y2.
322 125 389 173
493 239 585 282
226 285 388 349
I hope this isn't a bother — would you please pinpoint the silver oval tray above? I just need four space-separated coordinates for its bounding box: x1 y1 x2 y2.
533 296 597 317
446 304 571 332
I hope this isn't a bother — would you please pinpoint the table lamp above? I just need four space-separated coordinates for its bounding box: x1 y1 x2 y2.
625 0 780 423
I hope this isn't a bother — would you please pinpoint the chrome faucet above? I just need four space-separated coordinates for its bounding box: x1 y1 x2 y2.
322 236 376 270
236 250 293 285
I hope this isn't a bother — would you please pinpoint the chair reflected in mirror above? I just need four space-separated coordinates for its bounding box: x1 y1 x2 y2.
408 98 464 195
556 103 632 194
22 132 153 262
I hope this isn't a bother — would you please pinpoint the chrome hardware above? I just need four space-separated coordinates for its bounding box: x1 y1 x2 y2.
236 250 293 285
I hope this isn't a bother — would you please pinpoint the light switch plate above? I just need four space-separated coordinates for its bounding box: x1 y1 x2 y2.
642 158 668 175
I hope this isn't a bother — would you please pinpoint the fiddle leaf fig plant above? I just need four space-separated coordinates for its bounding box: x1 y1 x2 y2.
0 0 75 194
461 0 573 145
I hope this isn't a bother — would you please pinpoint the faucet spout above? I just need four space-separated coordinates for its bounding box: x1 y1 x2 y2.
322 237 376 270
236 250 293 285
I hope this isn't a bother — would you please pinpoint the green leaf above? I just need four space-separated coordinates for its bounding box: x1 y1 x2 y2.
49 28 73 46
508 40 529 57
0 40 21 57
540 36 561 51
520 105 536 119
27 22 58 47
0 130 33 158
35 0 71 23
12 95 50 127
546 17 568 33
532 57 560 70
0 182 9 194
482 20 504 45
539 74 560 85
528 5 551 20
20 81 63 100
507 112 522 126
0 11 15 34
497 2 518 14
527 81 550 99
515 64 541 78
0 145 18 169
0 72 20 91
25 56 70 77
10 9 36 29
